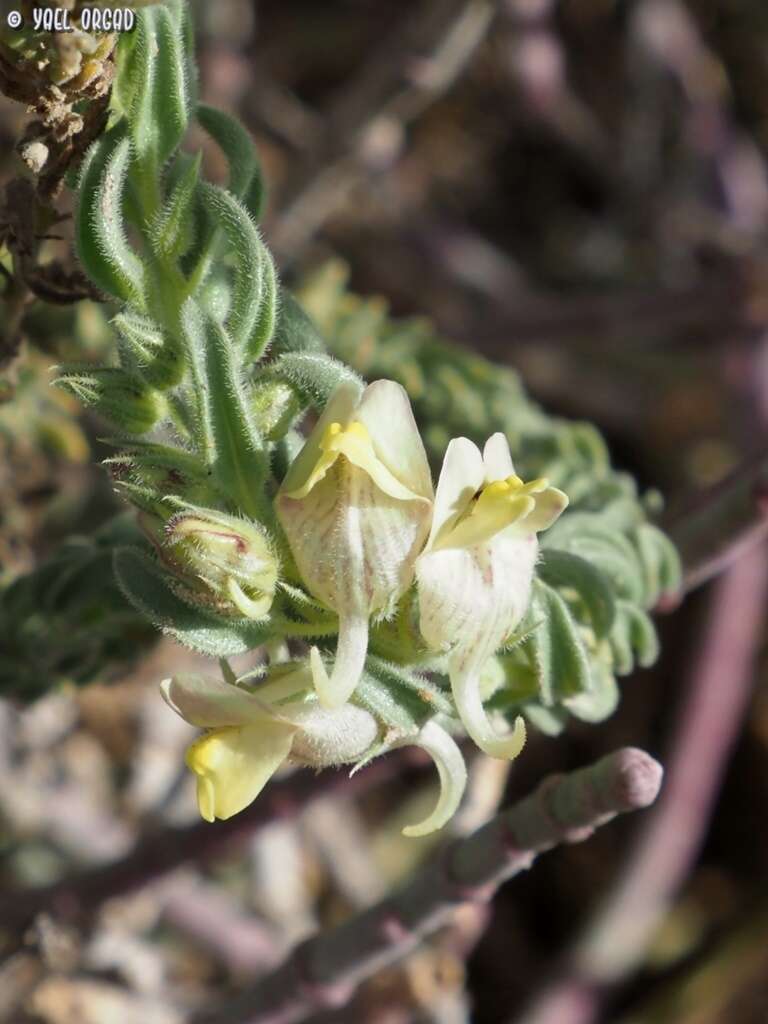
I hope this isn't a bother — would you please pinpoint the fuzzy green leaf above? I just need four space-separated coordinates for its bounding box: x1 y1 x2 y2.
271 289 326 355
114 547 273 656
565 662 620 723
75 125 144 305
268 352 363 409
537 548 616 638
245 246 278 364
153 4 193 165
113 310 185 389
54 365 162 435
196 104 263 211
526 578 593 703
200 184 265 350
150 151 201 263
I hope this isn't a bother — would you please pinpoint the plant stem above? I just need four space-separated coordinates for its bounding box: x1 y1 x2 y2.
512 545 768 1024
663 450 768 604
191 747 662 1024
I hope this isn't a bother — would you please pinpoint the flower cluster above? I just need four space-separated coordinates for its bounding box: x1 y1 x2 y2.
162 380 568 835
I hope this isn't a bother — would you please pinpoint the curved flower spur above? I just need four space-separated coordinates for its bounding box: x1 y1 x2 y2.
416 433 568 759
276 379 434 709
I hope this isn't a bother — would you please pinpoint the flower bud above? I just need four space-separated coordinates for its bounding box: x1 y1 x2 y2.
164 506 278 620
277 380 433 708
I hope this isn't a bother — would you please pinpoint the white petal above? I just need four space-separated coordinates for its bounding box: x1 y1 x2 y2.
521 486 569 533
356 380 434 500
417 533 537 658
160 674 274 728
426 437 484 549
402 720 468 837
278 462 430 618
482 432 515 482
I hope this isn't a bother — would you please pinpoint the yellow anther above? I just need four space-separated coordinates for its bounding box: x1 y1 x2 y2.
320 420 370 453
484 480 512 497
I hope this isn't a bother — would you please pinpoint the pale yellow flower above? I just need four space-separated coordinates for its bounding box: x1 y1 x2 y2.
161 667 467 836
417 433 568 758
277 380 433 708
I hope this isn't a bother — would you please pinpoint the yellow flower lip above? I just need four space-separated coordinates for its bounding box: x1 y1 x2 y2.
284 417 427 505
321 419 369 449
434 474 554 551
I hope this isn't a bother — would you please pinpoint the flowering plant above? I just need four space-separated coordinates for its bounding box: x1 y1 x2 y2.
0 0 680 838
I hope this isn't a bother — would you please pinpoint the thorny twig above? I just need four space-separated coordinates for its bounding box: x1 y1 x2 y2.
190 748 663 1024
512 547 768 1024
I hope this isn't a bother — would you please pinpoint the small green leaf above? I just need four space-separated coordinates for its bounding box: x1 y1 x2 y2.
150 151 201 262
366 656 454 717
271 289 326 355
196 104 263 208
179 298 215 460
526 578 593 703
75 126 144 305
244 247 278 363
54 365 162 435
565 662 620 723
609 601 660 673
537 549 616 638
117 9 156 165
114 547 273 656
200 184 265 349
153 4 193 165
113 310 185 389
267 352 363 409
522 702 569 736
203 314 269 513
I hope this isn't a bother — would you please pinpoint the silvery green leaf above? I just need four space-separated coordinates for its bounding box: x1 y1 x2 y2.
268 352 363 409
537 548 615 638
200 184 266 350
565 662 620 723
526 578 593 704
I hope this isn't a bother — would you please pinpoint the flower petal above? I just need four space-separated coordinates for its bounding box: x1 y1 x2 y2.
356 380 434 500
482 432 515 482
426 437 485 549
417 535 538 657
279 380 361 497
328 421 427 503
161 674 274 728
185 722 295 821
521 485 569 533
402 720 468 837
